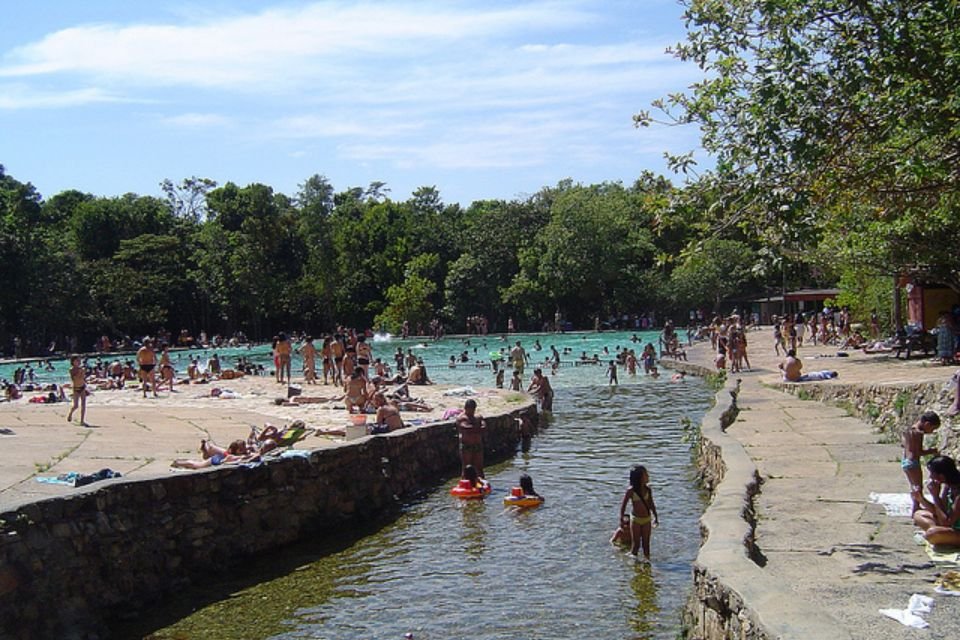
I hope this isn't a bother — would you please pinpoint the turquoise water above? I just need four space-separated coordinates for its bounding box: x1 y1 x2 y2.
1 331 667 390
118 332 713 639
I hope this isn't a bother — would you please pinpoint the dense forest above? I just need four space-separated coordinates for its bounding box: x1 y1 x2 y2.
0 167 807 356
5 1 958 357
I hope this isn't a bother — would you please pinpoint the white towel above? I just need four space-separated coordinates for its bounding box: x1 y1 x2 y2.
868 492 913 517
879 594 934 628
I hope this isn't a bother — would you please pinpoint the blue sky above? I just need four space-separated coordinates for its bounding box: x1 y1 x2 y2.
0 0 704 207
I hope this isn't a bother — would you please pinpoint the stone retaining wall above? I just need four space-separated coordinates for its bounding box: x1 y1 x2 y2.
775 378 959 454
0 406 536 639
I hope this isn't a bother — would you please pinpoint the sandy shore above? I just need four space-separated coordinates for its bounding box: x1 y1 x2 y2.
0 375 527 511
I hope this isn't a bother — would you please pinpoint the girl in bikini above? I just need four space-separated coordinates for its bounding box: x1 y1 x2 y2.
619 465 659 560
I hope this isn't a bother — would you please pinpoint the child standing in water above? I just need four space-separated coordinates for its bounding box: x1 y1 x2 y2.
902 411 942 514
66 356 88 426
607 360 618 386
619 465 658 560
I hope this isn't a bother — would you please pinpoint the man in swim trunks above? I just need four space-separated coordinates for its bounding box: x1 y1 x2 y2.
299 336 318 384
330 335 345 385
527 368 554 412
137 338 159 398
510 341 528 376
457 399 486 478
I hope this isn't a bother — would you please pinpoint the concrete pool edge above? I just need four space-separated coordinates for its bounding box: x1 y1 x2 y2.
658 361 851 640
0 403 538 638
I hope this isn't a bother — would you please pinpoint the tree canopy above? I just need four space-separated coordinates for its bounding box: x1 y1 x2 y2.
1 162 784 355
640 0 960 292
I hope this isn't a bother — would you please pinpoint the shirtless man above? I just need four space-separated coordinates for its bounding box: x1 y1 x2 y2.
778 349 803 382
299 336 318 384
408 360 432 385
136 338 159 398
527 367 554 411
373 393 404 431
457 399 486 477
330 336 345 386
510 341 528 376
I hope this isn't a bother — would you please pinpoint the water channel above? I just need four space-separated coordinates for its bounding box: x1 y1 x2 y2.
6 331 714 639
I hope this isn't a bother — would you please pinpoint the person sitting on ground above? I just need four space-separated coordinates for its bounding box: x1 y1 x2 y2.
408 359 432 385
778 349 838 382
913 455 960 546
371 393 405 433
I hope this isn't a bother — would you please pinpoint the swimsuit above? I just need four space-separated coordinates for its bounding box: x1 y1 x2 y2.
901 458 920 471
139 364 155 373
210 454 225 466
460 442 483 454
630 488 653 525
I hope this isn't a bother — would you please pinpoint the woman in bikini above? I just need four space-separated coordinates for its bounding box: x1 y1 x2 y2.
66 356 88 426
344 367 369 413
619 465 659 560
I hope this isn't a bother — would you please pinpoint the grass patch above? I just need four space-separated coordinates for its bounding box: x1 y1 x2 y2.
893 391 911 417
704 370 727 391
796 388 812 401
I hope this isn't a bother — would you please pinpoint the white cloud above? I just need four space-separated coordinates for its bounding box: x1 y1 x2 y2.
0 84 121 109
161 112 233 127
0 2 594 90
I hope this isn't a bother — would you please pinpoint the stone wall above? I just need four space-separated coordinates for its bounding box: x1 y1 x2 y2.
775 378 959 454
0 406 536 640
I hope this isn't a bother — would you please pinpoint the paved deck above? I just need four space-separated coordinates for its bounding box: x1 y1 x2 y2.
679 332 960 638
0 377 521 512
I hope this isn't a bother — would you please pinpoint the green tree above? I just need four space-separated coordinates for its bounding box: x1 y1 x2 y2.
669 238 756 312
645 0 960 291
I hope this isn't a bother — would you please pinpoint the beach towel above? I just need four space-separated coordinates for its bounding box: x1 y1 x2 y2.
277 425 310 446
36 472 82 486
279 449 311 460
925 540 960 564
35 469 121 488
868 492 913 517
442 387 476 397
441 408 463 420
934 570 960 595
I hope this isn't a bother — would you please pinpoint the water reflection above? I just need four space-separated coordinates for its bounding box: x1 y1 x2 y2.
629 562 660 638
457 499 489 560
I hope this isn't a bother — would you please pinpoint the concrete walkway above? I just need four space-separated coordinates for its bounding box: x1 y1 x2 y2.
679 334 960 638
